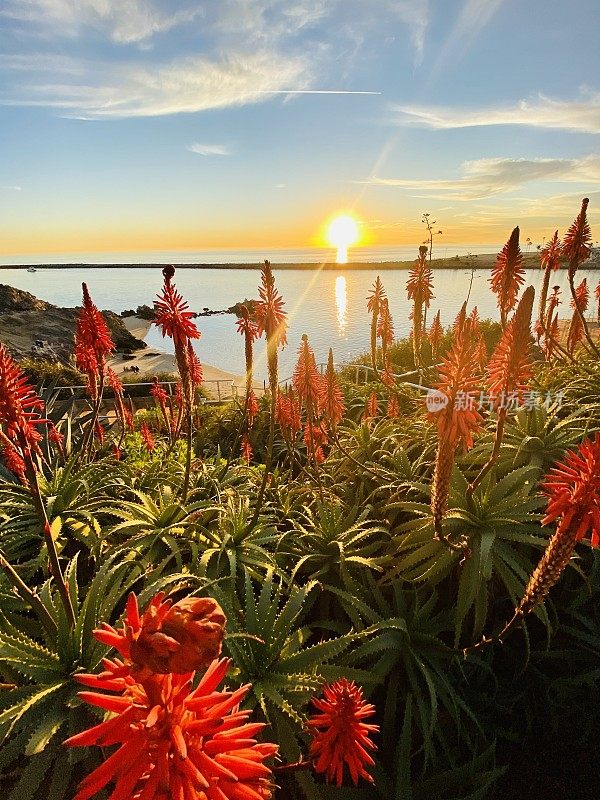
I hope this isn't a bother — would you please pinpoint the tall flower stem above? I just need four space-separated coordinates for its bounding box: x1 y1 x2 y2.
247 262 287 532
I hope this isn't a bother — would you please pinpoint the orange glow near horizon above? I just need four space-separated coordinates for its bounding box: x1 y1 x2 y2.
1 211 594 257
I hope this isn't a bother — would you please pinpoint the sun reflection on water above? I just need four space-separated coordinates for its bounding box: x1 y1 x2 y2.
335 275 347 336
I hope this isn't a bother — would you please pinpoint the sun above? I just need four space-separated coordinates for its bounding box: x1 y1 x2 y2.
327 214 360 264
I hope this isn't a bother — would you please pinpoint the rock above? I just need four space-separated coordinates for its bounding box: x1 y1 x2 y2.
0 284 53 313
0 283 146 362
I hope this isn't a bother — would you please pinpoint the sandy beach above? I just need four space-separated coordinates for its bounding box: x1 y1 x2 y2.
109 316 247 400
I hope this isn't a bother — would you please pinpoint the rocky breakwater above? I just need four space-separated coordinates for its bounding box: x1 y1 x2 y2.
0 283 146 363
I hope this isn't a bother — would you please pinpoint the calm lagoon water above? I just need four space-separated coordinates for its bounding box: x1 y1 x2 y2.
2 265 599 380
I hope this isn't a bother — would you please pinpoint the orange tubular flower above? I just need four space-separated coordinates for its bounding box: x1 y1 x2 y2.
65 656 278 800
94 592 226 675
538 230 561 327
241 433 253 463
140 423 156 454
236 303 259 398
154 266 200 351
293 334 321 415
254 260 287 397
430 317 482 451
386 394 400 419
308 679 378 787
562 198 591 278
377 298 394 347
490 227 525 327
275 388 301 441
367 277 386 375
486 285 535 407
1 443 26 482
567 277 589 354
319 349 345 430
363 391 379 422
428 310 443 361
246 390 259 429
595 281 600 323
75 284 115 398
543 432 600 546
186 342 203 388
0 343 47 457
516 433 600 617
406 246 434 367
429 318 482 536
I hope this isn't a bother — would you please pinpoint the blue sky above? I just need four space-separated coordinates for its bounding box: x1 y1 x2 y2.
1 0 599 256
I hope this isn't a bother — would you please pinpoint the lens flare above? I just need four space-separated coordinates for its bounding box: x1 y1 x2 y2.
327 215 359 264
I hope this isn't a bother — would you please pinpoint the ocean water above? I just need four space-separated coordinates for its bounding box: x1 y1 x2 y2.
2 264 599 380
1 244 503 266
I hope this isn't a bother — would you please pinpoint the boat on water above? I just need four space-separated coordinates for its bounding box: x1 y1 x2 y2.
27 267 36 273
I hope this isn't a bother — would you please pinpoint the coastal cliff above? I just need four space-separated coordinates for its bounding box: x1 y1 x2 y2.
0 283 146 362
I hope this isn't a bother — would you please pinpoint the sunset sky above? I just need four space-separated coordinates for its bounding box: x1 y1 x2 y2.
1 0 599 257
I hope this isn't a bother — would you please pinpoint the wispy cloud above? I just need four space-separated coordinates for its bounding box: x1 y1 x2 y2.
392 90 600 134
0 0 201 44
391 1 429 66
430 0 505 76
0 184 23 191
364 155 600 200
188 143 230 156
0 51 312 118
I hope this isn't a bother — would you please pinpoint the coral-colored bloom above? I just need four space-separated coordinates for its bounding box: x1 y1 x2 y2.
367 277 386 375
486 285 535 407
293 334 321 413
76 283 115 361
430 318 482 451
363 392 379 422
151 377 168 405
567 277 589 353
74 284 115 397
140 423 156 453
94 592 226 675
319 349 345 428
366 277 386 316
386 394 400 419
186 342 203 388
490 227 525 326
254 260 287 348
377 298 394 347
428 309 443 359
543 432 600 547
308 679 378 787
1 443 26 482
303 422 327 463
154 266 200 349
241 434 253 463
112 445 121 461
254 261 287 395
275 388 301 439
48 423 64 446
406 246 434 309
517 433 600 617
65 657 278 800
562 198 592 277
0 343 47 455
245 389 259 429
407 246 434 367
